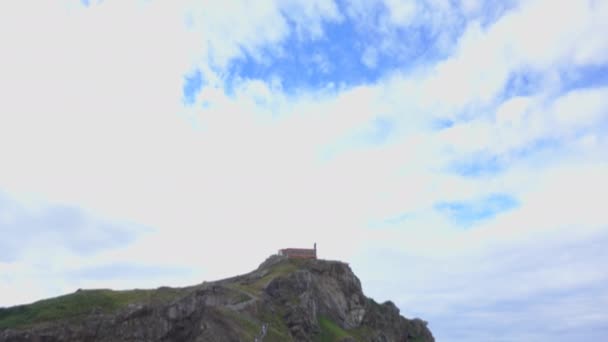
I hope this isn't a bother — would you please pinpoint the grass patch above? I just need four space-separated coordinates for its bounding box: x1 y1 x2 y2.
0 287 186 329
259 307 292 342
349 325 373 341
237 261 299 295
216 306 293 341
316 316 351 342
217 307 260 340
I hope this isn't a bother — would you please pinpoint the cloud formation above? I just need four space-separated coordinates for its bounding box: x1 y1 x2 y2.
0 192 144 263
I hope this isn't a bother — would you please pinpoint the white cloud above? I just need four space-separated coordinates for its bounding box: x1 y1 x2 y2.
552 87 608 128
361 46 379 69
436 86 608 161
460 0 482 15
416 0 608 115
495 96 532 125
383 0 419 27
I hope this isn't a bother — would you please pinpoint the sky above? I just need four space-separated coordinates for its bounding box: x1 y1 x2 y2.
0 0 607 341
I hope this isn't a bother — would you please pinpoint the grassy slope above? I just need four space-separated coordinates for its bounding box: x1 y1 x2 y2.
315 315 376 342
316 316 351 342
0 260 298 331
234 260 298 295
229 260 298 341
0 287 186 329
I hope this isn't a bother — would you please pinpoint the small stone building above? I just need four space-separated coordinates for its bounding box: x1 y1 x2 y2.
278 243 317 259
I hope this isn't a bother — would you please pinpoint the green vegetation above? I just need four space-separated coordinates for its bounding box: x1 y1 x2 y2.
216 306 293 342
259 307 292 342
0 287 187 329
349 325 374 341
217 307 260 340
251 261 298 289
316 316 351 342
0 259 301 331
234 260 299 296
314 316 376 342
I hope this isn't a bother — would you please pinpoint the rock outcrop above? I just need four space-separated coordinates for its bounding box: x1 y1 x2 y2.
0 256 434 341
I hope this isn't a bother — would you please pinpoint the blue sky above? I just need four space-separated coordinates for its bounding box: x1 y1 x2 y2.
1 1 608 341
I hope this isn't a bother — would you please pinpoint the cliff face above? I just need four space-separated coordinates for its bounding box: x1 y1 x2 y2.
0 256 434 342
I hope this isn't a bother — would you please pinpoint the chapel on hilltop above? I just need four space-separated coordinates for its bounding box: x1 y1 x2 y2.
278 243 317 259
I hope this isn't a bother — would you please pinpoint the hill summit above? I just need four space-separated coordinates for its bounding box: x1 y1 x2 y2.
0 256 434 341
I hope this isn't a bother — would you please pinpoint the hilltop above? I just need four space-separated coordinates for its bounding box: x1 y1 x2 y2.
0 256 434 341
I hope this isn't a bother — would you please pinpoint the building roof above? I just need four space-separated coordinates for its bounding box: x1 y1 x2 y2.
280 248 315 252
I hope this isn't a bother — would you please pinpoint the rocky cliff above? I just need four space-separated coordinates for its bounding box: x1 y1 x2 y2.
0 256 434 342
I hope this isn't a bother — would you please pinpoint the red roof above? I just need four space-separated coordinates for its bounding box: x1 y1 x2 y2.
279 248 316 259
